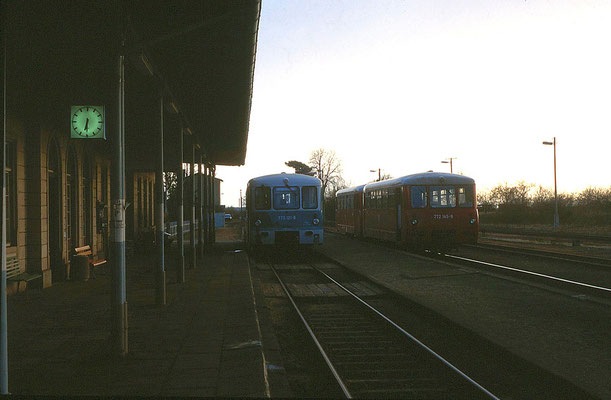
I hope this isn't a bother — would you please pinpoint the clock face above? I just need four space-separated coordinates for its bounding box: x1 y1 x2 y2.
70 106 105 139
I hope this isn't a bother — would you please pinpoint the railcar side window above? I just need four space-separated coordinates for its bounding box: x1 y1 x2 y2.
430 186 456 208
255 186 271 210
302 186 318 209
273 186 300 209
410 186 427 208
458 186 474 207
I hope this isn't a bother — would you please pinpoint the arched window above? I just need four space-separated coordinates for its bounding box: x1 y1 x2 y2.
149 180 153 227
83 154 92 244
5 141 16 246
48 139 62 267
137 177 142 228
66 146 78 249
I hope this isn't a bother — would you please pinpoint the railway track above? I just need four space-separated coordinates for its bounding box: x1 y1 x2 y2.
267 261 498 399
432 247 611 301
467 242 611 267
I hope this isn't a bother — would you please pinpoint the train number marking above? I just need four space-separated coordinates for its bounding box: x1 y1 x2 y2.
433 214 454 220
277 215 297 221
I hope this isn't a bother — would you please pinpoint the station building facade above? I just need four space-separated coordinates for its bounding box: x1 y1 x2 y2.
6 117 114 291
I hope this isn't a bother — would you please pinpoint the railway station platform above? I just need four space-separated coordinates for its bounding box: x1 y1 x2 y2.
318 232 611 400
6 229 291 397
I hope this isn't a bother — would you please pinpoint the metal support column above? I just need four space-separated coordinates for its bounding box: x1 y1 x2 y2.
202 164 209 246
177 120 185 283
110 31 128 356
1 6 9 390
211 166 216 243
155 90 166 305
208 165 213 244
190 144 196 269
198 157 204 260
195 158 201 263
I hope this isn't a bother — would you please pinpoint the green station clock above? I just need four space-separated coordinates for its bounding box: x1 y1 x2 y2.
70 105 106 139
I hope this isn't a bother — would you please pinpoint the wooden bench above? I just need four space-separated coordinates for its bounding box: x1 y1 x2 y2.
73 245 107 279
6 254 42 290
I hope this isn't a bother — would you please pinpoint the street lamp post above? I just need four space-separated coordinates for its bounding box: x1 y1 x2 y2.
542 138 559 229
370 168 381 182
441 157 456 173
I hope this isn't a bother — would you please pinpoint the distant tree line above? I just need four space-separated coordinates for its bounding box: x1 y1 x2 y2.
478 181 611 227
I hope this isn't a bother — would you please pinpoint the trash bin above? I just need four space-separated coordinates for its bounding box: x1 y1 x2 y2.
71 254 90 281
51 259 67 282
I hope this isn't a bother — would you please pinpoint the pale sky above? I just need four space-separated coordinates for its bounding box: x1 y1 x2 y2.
218 0 611 207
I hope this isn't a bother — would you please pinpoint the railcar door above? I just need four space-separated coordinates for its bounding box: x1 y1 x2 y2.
395 188 402 242
352 193 358 235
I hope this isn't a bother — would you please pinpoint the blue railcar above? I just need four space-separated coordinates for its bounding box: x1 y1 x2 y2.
246 173 323 248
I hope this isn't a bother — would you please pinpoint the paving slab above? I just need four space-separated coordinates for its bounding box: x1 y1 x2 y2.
318 232 611 399
6 241 286 397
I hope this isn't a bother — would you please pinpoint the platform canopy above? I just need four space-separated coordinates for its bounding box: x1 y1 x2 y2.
6 0 261 168
125 0 261 166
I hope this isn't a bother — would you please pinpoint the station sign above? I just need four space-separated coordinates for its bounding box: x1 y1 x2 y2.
70 105 106 139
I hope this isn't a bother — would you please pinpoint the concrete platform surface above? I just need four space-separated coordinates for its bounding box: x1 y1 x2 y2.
318 232 611 400
6 242 289 397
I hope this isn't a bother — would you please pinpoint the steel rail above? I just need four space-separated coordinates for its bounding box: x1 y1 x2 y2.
444 254 611 294
269 264 352 399
465 243 611 267
313 266 500 400
479 227 611 244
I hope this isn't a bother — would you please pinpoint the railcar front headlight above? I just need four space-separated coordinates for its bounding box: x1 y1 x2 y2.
254 219 262 227
312 218 320 225
470 218 476 224
411 219 418 225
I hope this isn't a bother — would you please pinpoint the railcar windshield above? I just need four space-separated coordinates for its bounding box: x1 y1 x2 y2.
254 186 271 210
430 186 456 208
273 186 300 209
410 186 427 208
457 185 474 207
302 186 318 209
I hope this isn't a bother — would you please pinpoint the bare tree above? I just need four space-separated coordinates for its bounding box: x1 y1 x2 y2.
369 172 392 183
308 148 343 198
163 171 177 201
380 173 393 181
489 181 533 206
284 160 314 175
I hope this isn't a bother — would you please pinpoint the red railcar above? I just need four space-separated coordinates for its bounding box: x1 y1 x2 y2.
336 185 365 236
336 172 478 250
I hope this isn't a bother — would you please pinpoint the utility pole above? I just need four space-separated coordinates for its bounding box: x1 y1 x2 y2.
239 189 243 219
441 157 457 173
542 138 559 228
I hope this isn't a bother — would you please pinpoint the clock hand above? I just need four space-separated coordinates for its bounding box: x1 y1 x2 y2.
84 118 89 131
